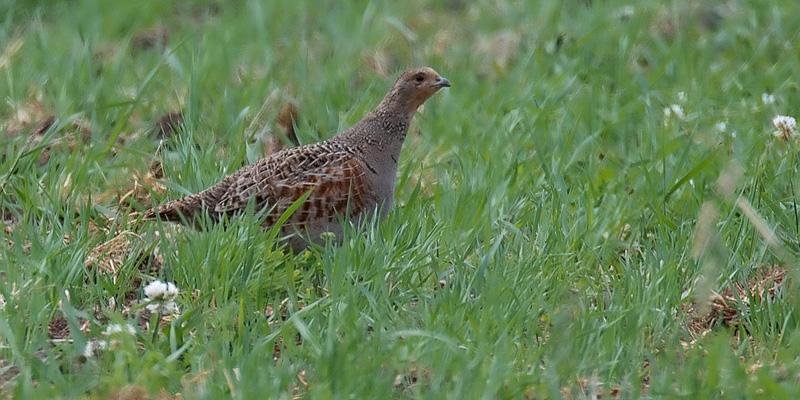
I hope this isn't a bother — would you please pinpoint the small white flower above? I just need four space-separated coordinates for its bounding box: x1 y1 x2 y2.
144 280 179 302
143 280 180 315
663 104 685 120
103 323 137 336
678 92 687 102
772 115 797 140
715 121 727 133
83 339 107 359
762 93 776 105
615 5 635 20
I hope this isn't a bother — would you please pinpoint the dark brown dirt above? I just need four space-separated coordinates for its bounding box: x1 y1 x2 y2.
150 111 184 140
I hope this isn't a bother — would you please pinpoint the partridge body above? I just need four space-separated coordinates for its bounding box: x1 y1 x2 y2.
141 67 450 250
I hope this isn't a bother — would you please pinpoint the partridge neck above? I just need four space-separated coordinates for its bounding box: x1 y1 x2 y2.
338 106 413 149
375 89 422 120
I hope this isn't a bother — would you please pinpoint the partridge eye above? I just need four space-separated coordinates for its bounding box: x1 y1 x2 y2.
415 74 425 82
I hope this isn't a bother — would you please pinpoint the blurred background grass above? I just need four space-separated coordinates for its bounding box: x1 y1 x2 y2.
1 0 800 398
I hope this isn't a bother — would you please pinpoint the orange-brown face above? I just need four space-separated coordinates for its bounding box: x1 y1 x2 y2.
393 67 451 110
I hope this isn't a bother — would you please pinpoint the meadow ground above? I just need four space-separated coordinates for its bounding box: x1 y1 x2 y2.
1 0 799 398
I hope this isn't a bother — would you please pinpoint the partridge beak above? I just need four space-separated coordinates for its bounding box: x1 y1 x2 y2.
433 76 451 88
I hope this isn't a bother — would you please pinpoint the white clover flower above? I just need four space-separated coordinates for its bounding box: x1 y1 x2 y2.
615 5 634 20
103 323 137 336
772 115 797 140
715 121 727 133
762 93 776 105
143 280 180 314
83 339 107 359
663 104 685 120
144 280 179 301
678 91 687 102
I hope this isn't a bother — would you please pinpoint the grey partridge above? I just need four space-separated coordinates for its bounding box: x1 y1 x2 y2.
141 67 450 250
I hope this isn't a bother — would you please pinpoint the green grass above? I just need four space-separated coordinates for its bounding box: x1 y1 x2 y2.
1 0 800 398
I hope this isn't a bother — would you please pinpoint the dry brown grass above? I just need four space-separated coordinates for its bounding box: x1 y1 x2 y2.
685 265 787 337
